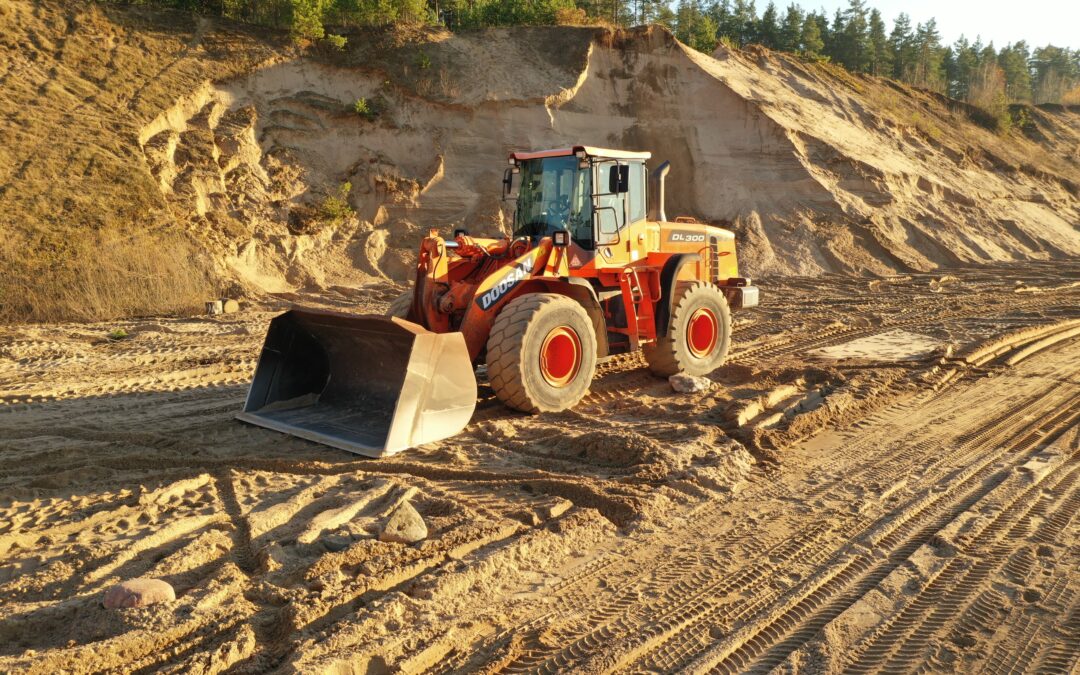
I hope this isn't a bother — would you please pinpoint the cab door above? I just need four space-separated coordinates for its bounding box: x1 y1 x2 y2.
594 161 630 268
594 160 652 269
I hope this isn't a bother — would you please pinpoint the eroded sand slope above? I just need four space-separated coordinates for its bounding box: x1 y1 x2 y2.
142 27 1080 289
4 2 1078 306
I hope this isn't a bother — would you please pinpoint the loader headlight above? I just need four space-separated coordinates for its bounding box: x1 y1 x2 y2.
553 230 570 247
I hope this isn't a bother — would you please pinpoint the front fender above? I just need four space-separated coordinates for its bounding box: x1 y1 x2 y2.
457 242 551 360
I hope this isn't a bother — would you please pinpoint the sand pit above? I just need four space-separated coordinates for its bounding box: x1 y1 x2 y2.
2 3 1080 670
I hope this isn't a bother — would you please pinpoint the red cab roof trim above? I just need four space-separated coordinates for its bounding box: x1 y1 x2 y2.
510 145 652 161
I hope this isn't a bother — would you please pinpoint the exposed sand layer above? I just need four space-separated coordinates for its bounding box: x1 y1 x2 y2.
140 26 1080 289
1 261 1078 672
3 2 1078 317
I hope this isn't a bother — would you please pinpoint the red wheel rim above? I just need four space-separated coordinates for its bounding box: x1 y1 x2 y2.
687 308 718 358
539 326 582 387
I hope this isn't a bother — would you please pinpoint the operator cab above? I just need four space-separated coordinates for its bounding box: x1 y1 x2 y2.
505 146 651 254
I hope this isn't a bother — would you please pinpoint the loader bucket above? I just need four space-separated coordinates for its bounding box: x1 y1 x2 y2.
237 308 477 457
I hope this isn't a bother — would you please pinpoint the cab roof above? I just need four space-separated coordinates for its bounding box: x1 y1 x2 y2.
510 146 651 162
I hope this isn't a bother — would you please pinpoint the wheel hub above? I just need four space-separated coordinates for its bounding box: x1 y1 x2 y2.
539 326 582 387
687 307 718 358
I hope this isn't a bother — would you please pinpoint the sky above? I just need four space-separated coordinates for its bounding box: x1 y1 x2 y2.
802 0 1077 49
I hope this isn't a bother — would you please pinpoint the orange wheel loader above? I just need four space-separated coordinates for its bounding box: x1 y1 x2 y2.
238 147 759 457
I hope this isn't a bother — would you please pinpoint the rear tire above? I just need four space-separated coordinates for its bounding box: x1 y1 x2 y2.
385 291 413 319
643 283 731 377
486 293 597 413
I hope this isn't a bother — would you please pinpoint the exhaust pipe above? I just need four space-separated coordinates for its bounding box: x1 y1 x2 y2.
649 160 670 222
237 308 476 457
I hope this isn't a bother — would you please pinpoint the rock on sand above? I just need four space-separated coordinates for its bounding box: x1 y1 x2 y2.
103 578 176 609
669 374 712 394
379 501 428 544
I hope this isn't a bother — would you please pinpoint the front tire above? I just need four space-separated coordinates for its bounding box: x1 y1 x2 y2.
486 293 597 413
643 283 731 377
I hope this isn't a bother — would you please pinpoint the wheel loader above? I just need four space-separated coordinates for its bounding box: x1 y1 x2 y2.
238 147 759 457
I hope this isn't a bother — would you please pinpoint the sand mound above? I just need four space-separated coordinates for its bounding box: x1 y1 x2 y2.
4 3 1077 319
136 24 1080 289
138 25 1080 289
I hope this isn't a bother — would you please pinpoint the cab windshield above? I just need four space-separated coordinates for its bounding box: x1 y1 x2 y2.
513 156 593 248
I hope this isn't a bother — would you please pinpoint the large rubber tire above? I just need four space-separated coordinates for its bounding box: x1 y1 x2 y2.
643 283 732 377
385 291 413 319
486 293 597 413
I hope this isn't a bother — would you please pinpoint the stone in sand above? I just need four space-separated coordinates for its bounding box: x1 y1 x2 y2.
379 501 427 544
669 374 711 394
103 578 175 609
322 533 352 552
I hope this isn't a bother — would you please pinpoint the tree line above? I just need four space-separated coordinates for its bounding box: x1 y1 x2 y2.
668 0 1078 106
119 0 1080 106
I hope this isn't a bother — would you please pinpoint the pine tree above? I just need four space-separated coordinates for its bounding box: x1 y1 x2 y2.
998 42 1032 102
839 0 870 72
824 9 844 63
290 0 327 41
952 36 977 99
911 19 946 91
715 0 745 45
888 12 913 79
732 0 758 46
652 3 678 30
778 4 803 53
867 8 890 76
758 1 780 48
694 11 720 52
1031 45 1079 103
800 10 824 57
676 0 718 52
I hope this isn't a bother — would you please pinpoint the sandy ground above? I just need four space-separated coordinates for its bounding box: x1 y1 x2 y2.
1 261 1078 673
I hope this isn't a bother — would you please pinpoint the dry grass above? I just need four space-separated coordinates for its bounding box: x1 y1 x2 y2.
861 86 945 142
0 229 213 323
0 1 282 324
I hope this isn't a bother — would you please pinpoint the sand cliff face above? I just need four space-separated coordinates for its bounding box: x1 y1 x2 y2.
138 25 1080 292
3 2 1078 308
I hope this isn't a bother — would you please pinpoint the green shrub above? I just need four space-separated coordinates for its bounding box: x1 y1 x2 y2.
1010 106 1034 132
352 97 379 119
107 328 129 341
323 33 347 50
320 182 355 226
416 50 432 70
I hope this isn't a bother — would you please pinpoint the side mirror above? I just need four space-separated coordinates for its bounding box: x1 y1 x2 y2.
608 165 629 194
502 168 514 199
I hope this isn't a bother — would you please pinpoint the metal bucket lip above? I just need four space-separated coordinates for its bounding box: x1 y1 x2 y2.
276 306 428 336
235 410 394 456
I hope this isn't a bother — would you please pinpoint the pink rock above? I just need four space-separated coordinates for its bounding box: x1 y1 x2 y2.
103 578 176 609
